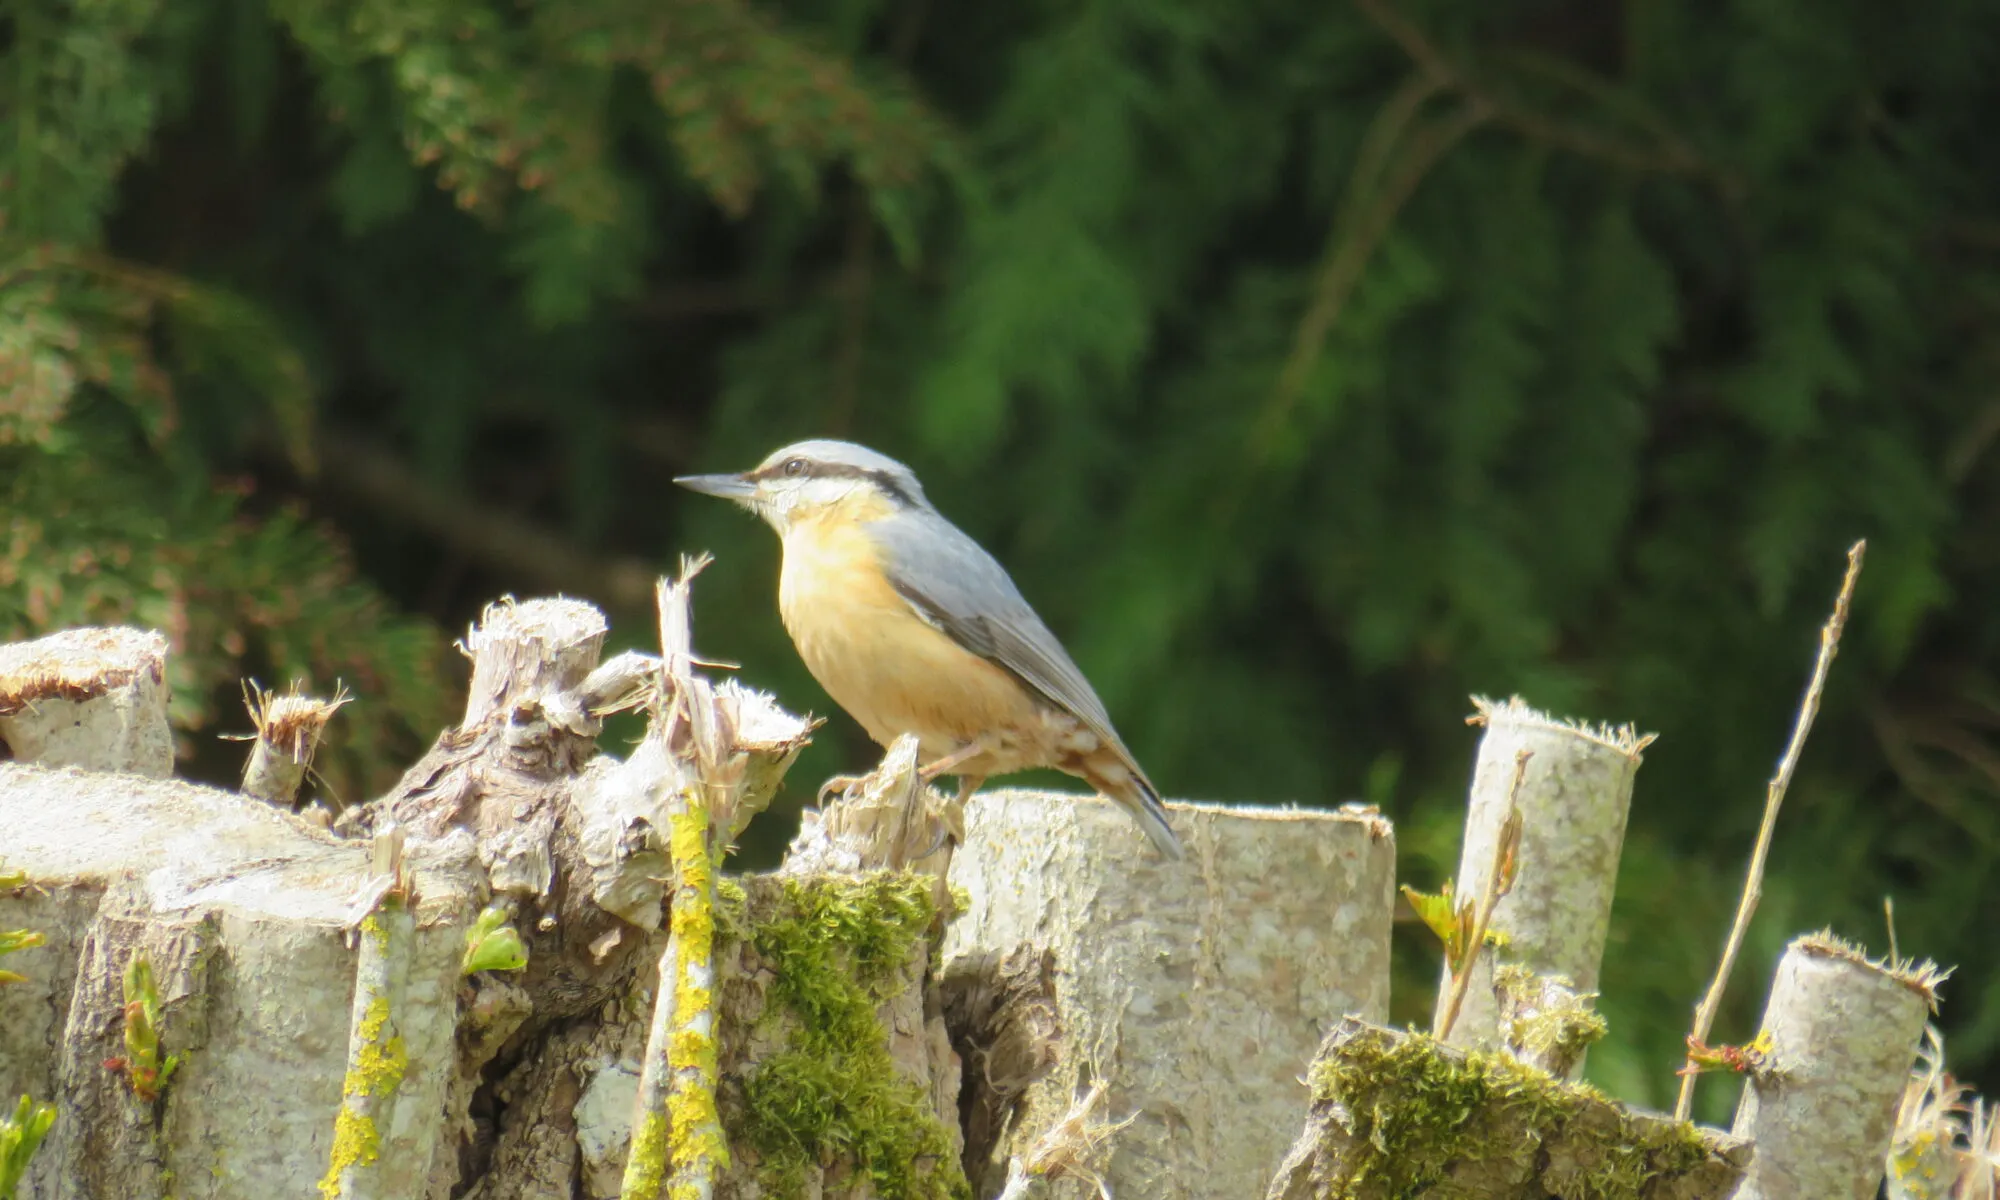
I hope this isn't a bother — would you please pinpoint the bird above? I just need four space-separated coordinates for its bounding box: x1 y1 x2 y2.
675 439 1184 860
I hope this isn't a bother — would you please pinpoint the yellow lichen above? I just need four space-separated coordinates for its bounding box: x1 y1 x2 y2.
625 1110 671 1197
661 784 730 1187
318 1106 381 1200
316 997 408 1197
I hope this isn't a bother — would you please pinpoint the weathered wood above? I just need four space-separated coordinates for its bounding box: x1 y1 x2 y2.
0 628 173 776
0 764 478 1200
1435 696 1650 1061
944 790 1396 1200
1730 932 1940 1200
476 873 965 1200
239 682 346 808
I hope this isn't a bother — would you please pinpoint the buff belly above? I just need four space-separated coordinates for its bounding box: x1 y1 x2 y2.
777 517 1097 779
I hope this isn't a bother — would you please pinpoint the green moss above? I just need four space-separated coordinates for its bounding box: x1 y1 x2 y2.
1309 1028 1715 1200
735 872 969 1200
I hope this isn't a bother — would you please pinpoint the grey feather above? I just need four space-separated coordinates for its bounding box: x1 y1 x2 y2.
865 509 1155 791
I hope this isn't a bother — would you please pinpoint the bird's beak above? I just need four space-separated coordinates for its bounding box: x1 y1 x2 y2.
673 472 759 507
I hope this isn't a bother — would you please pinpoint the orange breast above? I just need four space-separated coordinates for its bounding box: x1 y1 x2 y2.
778 515 1043 757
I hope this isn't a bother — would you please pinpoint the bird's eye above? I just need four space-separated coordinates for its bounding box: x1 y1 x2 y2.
782 458 808 478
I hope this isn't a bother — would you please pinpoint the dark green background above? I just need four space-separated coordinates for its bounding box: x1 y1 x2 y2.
3 0 1995 1122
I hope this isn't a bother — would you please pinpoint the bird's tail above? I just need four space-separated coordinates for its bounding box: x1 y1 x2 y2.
1087 764 1185 861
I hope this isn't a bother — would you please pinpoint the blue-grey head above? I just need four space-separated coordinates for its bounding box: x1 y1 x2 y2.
674 439 931 533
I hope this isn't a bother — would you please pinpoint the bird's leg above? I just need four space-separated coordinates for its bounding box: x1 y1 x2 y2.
953 772 985 809
917 739 986 782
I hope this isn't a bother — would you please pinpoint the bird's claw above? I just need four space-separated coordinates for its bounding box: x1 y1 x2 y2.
912 825 956 861
817 773 870 806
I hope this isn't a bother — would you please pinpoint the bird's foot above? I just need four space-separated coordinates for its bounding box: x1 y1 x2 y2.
911 773 980 861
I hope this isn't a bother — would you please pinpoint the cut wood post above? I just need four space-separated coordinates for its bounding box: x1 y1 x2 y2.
0 628 173 776
1265 1017 1748 1200
944 791 1396 1200
239 681 348 808
780 735 958 879
460 597 610 730
1730 932 1942 1200
0 765 479 1200
1434 696 1650 1061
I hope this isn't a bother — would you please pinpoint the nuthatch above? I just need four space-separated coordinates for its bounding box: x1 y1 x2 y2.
675 440 1184 860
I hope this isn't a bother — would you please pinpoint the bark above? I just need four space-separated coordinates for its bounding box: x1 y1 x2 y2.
1435 696 1650 1060
0 628 173 777
1730 932 1940 1200
943 789 1397 1200
1265 1018 1749 1200
0 764 479 1200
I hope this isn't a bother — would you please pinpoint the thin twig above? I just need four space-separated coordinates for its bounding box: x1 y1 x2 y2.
623 561 730 1200
320 828 414 1200
1673 540 1866 1120
1435 749 1530 1042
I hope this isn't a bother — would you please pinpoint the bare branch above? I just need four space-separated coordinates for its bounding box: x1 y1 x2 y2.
1674 540 1867 1120
1435 749 1529 1041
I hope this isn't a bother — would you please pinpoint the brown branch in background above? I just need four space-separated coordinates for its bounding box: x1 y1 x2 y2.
314 426 658 613
1252 96 1487 464
1674 540 1867 1121
827 193 878 435
1352 0 1712 179
1434 749 1530 1042
826 0 927 434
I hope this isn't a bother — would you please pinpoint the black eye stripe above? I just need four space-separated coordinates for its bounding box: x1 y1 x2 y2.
751 459 918 507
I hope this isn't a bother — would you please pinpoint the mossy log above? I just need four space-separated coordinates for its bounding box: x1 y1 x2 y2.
498 871 965 1200
944 790 1397 1200
1265 1018 1749 1200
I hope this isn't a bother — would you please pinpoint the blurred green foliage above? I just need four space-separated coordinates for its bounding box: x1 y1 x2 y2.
2 0 1997 1120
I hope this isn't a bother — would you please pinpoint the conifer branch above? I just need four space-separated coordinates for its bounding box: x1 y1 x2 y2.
1254 97 1488 460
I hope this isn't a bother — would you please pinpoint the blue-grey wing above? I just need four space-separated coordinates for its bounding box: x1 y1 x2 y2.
866 511 1152 783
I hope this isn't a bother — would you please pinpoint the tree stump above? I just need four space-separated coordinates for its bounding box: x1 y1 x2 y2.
0 764 482 1199
943 790 1397 1199
0 628 174 777
1434 696 1649 1061
1730 932 1940 1200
